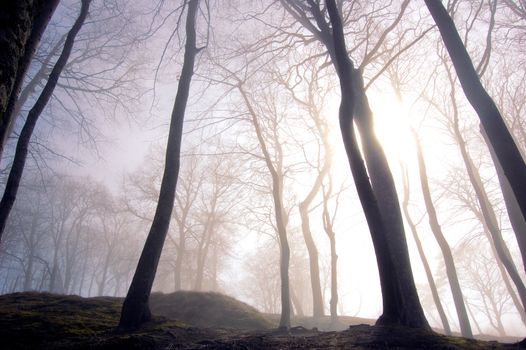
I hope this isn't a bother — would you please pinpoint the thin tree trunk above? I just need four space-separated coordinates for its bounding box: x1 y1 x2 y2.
0 0 60 158
118 0 200 330
465 302 483 335
173 226 185 291
23 214 39 291
401 165 452 335
299 201 324 318
326 0 429 329
425 0 526 225
298 135 329 318
413 133 472 337
0 0 91 242
322 181 338 325
237 83 291 329
290 286 304 318
194 199 216 291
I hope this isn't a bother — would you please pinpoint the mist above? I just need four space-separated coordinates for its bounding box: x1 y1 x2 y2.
1 0 525 344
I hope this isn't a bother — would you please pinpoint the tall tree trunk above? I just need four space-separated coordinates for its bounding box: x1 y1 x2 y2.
237 83 291 329
299 193 325 318
322 180 339 325
326 0 429 329
194 225 213 291
0 0 60 159
118 0 200 330
23 214 39 291
401 165 452 335
480 126 526 273
413 133 472 337
0 0 91 243
173 225 186 291
290 286 304 318
425 0 526 225
351 68 428 328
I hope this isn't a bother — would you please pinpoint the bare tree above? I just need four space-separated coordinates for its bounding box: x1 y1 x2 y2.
412 130 472 337
280 0 429 328
0 0 92 242
401 164 452 335
119 0 202 330
424 0 526 231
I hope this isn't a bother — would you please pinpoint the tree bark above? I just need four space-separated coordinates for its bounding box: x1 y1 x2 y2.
0 0 43 119
0 0 60 159
413 133 472 338
425 0 526 227
0 0 91 243
118 0 200 330
326 0 429 329
480 125 526 274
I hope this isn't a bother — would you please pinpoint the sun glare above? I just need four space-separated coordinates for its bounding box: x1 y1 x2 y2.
371 92 416 165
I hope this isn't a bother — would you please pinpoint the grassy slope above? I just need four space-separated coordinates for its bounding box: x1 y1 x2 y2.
0 292 523 349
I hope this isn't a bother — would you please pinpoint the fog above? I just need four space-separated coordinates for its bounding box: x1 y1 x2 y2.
1 0 525 340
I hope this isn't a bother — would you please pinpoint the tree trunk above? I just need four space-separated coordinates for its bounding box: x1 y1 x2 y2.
290 286 304 317
480 125 526 273
0 0 60 159
23 214 39 291
322 183 339 325
425 0 526 226
326 0 429 329
194 199 216 291
298 202 324 318
481 220 526 326
173 225 185 291
118 0 199 330
401 165 452 335
0 0 91 243
237 82 291 329
413 133 472 337
450 118 526 318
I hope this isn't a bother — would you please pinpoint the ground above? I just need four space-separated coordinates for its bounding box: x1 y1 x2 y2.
0 291 523 349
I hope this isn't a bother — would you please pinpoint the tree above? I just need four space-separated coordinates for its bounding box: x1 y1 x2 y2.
118 0 201 330
281 0 429 328
401 164 452 335
412 130 472 337
277 59 332 319
237 80 292 329
424 0 526 232
0 0 92 242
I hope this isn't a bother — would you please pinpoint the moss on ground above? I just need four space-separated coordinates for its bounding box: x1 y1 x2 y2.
0 292 523 349
149 290 273 330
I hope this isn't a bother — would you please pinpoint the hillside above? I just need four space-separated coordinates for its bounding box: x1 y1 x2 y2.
0 292 523 349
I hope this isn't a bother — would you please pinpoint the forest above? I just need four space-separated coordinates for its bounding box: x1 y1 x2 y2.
1 0 526 348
